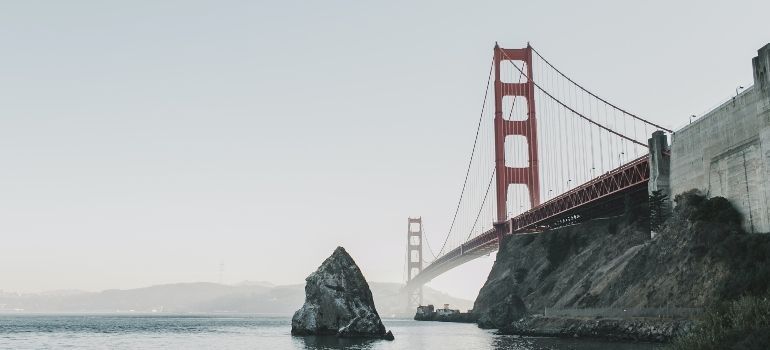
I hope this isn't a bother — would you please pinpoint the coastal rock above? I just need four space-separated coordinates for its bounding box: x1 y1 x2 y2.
474 265 527 328
291 247 393 340
499 315 694 342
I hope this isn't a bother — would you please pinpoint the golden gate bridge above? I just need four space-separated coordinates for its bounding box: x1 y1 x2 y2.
404 43 671 308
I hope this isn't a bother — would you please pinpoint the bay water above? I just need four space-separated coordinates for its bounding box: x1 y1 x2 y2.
0 315 664 349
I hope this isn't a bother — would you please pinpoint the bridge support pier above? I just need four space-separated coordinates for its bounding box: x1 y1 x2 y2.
406 217 423 312
648 131 672 237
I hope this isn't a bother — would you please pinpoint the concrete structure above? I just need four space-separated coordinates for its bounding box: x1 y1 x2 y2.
648 130 672 237
648 131 671 197
436 304 460 317
670 44 770 233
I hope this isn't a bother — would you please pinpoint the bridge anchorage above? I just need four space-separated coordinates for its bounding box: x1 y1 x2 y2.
403 42 672 308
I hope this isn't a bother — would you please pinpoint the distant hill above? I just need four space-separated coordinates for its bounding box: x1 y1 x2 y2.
0 282 472 317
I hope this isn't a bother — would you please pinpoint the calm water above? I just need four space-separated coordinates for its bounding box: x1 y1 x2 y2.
0 315 664 350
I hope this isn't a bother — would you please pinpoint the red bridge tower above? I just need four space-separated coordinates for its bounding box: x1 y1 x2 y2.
493 43 540 225
406 217 423 310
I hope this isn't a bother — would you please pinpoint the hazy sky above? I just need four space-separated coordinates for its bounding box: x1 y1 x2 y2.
1 1 769 300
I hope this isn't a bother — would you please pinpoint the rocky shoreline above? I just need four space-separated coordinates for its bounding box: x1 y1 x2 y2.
466 193 763 344
499 315 694 343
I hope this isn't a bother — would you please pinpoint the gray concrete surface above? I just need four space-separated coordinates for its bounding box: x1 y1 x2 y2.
669 44 770 233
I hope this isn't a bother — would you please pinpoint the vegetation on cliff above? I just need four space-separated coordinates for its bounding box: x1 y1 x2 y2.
667 192 770 349
673 190 770 300
670 295 770 350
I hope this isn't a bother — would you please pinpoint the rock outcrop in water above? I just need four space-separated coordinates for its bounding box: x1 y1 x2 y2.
291 247 393 340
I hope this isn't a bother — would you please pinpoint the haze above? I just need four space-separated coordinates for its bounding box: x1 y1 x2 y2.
1 0 768 300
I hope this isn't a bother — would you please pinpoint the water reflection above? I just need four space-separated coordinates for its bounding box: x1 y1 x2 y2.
295 335 376 350
0 315 667 350
293 333 664 350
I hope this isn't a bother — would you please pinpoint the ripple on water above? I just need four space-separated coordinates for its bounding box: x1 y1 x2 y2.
0 315 664 350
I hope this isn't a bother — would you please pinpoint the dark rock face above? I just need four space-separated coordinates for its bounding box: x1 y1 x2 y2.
474 215 677 330
474 261 527 328
474 191 769 337
291 247 393 340
500 316 694 342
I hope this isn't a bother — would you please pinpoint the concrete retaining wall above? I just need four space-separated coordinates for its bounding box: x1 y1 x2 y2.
670 44 770 233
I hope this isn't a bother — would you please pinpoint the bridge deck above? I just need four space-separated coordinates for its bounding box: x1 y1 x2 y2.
406 155 650 288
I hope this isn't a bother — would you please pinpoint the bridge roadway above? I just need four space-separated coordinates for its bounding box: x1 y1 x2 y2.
406 155 651 289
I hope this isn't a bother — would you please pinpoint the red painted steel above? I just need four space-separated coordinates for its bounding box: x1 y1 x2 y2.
509 155 650 233
493 44 540 224
406 217 424 306
406 155 650 288
407 217 423 281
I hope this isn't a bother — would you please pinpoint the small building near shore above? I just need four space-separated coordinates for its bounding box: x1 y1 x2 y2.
435 304 460 317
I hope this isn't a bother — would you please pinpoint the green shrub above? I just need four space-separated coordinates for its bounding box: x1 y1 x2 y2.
670 295 770 350
717 234 770 299
673 190 707 218
649 189 670 231
674 190 742 226
691 197 742 225
671 191 770 298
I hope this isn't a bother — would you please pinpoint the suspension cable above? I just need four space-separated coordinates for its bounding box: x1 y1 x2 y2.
466 168 495 240
436 59 494 256
431 47 654 262
529 45 671 133
501 50 648 148
423 226 438 260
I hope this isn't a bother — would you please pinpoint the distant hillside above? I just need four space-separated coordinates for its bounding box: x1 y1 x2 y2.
0 282 471 317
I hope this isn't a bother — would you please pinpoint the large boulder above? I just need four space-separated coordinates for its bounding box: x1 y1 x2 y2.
291 247 394 340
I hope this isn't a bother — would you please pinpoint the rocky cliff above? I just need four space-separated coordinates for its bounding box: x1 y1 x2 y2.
474 191 770 331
